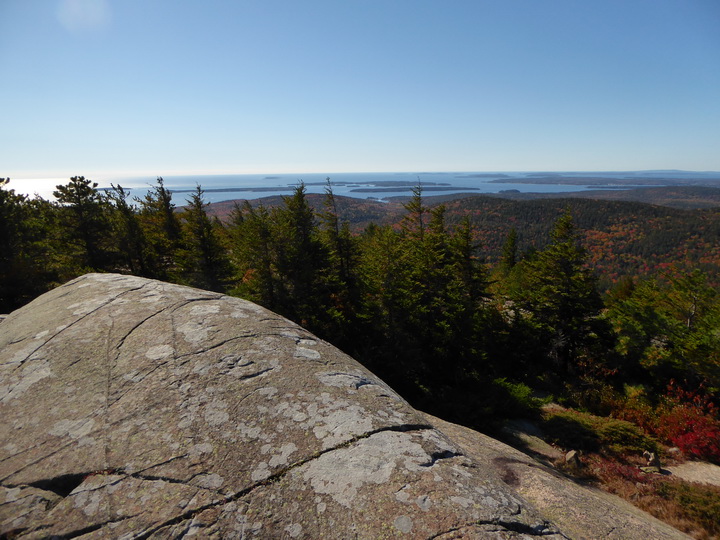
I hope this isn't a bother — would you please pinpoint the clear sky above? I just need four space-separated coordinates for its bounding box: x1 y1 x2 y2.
2 0 720 181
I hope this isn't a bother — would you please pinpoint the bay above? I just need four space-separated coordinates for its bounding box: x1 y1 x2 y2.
11 171 616 205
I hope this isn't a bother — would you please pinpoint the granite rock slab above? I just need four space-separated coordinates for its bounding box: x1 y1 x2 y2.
1 274 564 539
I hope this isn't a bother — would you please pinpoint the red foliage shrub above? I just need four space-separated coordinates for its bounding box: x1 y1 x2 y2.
664 381 718 417
611 381 720 463
657 405 720 463
590 455 651 485
612 395 658 434
656 381 720 463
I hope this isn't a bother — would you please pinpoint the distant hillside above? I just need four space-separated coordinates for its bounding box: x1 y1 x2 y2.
205 191 720 287
206 193 406 229
203 185 720 221
439 196 720 285
477 185 720 209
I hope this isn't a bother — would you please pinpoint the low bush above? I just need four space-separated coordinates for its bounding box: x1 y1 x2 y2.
492 378 549 418
657 405 720 463
542 411 601 451
655 480 720 539
611 384 659 432
656 382 720 464
542 409 657 456
609 381 720 463
588 455 652 487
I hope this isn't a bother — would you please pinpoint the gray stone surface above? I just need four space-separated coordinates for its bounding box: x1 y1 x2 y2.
1 274 564 539
423 413 690 540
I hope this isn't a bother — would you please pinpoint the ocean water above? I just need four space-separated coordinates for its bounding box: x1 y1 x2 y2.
11 171 611 205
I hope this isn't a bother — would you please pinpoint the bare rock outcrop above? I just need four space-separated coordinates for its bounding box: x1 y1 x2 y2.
0 274 687 538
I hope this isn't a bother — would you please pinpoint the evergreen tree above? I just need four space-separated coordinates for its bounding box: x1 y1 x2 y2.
0 179 27 296
177 185 232 292
355 222 406 368
136 177 182 279
228 201 280 310
271 183 329 329
607 269 720 390
107 184 151 276
0 179 56 311
52 176 112 271
449 216 488 305
355 188 493 418
500 227 518 274
513 210 607 375
400 184 427 242
318 179 361 344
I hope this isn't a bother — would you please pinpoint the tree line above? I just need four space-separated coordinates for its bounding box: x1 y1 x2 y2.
1 176 718 432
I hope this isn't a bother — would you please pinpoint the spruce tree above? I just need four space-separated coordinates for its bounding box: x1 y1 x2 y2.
136 177 182 279
500 227 518 274
318 179 360 344
0 180 56 310
107 184 150 276
53 176 112 271
177 185 232 292
272 183 329 329
516 210 606 375
228 201 279 310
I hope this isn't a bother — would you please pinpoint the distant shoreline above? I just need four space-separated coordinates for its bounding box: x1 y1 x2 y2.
11 171 720 205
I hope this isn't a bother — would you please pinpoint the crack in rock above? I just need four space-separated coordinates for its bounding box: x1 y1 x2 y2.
429 519 565 539
112 307 170 353
480 518 564 537
131 423 434 539
30 514 136 539
0 439 81 484
174 334 261 362
316 372 377 390
235 367 274 382
419 449 463 468
1 284 148 396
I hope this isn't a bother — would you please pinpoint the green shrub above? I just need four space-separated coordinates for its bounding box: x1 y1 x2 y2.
492 378 549 418
542 409 657 456
429 378 548 433
598 418 657 455
542 411 601 451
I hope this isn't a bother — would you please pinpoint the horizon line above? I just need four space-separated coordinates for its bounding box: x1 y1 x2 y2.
7 167 720 181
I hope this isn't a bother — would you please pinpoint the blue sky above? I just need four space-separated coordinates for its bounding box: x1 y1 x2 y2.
2 0 720 181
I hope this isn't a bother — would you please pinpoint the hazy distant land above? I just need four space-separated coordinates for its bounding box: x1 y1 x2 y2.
14 170 720 206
